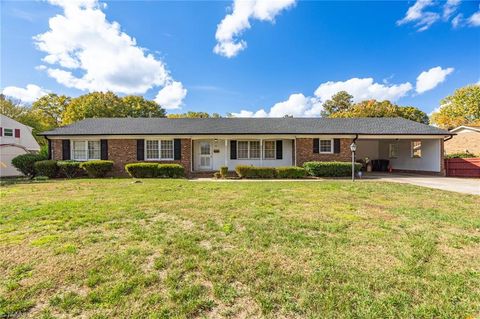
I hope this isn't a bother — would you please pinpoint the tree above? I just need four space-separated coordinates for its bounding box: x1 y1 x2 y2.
0 94 25 119
168 111 221 118
430 85 480 129
62 92 166 124
31 93 70 128
321 91 353 117
397 106 429 124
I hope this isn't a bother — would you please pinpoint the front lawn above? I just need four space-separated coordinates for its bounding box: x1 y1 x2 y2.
0 179 479 318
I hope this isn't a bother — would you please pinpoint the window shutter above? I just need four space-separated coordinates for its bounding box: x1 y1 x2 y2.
101 139 108 160
48 140 52 160
62 140 70 160
276 140 283 160
313 138 319 153
333 139 341 153
137 139 145 161
230 140 237 159
14 129 20 138
174 139 181 160
0 128 2 136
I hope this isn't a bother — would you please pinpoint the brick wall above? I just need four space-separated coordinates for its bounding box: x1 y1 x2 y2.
51 138 192 176
444 132 480 155
295 138 352 166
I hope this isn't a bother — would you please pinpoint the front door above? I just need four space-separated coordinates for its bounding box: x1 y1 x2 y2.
199 141 212 170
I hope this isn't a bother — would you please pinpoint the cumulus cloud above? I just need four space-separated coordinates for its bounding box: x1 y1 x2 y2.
214 0 295 58
154 81 187 110
34 0 186 107
397 0 439 31
416 66 454 94
468 9 480 26
2 84 49 104
231 77 413 118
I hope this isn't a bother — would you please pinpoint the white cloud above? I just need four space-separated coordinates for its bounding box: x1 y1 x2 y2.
443 0 461 20
416 66 454 94
35 0 186 107
397 0 439 31
2 84 49 104
232 77 413 118
214 0 295 58
154 81 187 110
468 9 480 26
452 13 464 28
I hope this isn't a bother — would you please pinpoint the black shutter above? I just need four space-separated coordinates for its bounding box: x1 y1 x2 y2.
137 139 144 161
333 139 341 154
230 140 237 159
174 139 181 160
47 139 52 160
313 138 319 154
62 140 70 160
101 139 108 160
276 140 283 160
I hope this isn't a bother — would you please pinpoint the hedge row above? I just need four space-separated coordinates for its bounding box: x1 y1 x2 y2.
125 163 184 178
303 161 361 177
235 165 307 179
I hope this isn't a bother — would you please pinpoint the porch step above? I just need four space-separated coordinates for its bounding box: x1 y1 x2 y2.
190 171 238 178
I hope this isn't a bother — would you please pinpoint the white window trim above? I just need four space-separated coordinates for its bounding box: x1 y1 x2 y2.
237 140 261 160
3 128 13 137
144 139 175 161
389 143 398 159
70 139 101 161
263 140 276 160
319 138 334 154
411 141 422 158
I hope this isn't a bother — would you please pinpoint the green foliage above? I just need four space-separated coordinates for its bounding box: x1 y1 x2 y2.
220 166 228 178
321 91 354 117
445 152 478 159
125 163 160 178
11 153 47 177
34 160 58 178
303 161 361 177
120 95 166 118
397 106 429 125
31 93 70 128
235 166 277 178
168 111 221 118
431 84 480 129
157 164 184 178
80 160 114 178
57 161 83 178
213 172 222 179
276 166 307 178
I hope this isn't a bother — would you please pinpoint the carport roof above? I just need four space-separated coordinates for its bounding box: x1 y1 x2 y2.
40 117 451 136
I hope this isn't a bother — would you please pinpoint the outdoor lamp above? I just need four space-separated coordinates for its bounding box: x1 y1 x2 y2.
350 142 357 181
350 142 357 152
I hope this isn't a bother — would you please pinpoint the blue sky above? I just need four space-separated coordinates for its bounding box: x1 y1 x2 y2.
1 0 479 117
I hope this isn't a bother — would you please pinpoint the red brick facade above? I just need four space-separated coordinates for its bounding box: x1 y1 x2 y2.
295 138 352 166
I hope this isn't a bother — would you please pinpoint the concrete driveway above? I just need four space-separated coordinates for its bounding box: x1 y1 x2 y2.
364 173 480 195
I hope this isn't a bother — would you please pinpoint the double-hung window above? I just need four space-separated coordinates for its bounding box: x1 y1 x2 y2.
389 143 399 158
145 139 174 160
237 141 260 159
72 140 100 161
3 128 13 137
263 141 276 159
319 139 333 153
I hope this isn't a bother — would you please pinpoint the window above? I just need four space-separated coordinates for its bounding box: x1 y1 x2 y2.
263 141 276 159
389 143 399 158
319 139 333 153
72 140 100 161
145 139 174 160
4 128 13 137
411 141 422 158
237 141 261 159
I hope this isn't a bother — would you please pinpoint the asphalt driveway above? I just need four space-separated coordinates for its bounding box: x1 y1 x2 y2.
365 173 480 195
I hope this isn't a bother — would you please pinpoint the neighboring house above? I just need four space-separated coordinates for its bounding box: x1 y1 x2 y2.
0 114 41 177
445 125 480 155
40 117 452 176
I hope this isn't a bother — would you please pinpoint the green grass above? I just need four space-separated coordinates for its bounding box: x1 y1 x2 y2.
0 179 479 318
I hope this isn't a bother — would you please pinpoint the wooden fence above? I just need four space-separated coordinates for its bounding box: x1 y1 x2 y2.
444 158 480 177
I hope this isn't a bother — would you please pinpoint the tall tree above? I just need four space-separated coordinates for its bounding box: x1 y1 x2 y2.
121 95 166 118
168 111 221 118
31 93 70 128
321 91 353 117
430 85 480 129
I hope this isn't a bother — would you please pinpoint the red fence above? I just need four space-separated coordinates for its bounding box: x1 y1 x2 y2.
444 158 480 177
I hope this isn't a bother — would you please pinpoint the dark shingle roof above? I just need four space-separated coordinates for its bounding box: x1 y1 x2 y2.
40 117 450 136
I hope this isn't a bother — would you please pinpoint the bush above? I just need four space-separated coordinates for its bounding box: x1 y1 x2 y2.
277 166 307 179
445 152 478 159
213 172 222 179
235 165 277 179
80 160 114 178
57 161 83 178
125 163 159 178
34 160 58 178
11 153 47 178
303 161 361 177
157 164 184 178
220 166 228 178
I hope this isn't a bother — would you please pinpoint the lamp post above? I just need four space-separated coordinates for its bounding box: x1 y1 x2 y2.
350 142 357 181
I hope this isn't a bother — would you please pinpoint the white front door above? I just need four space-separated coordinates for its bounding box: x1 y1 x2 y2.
199 141 212 170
